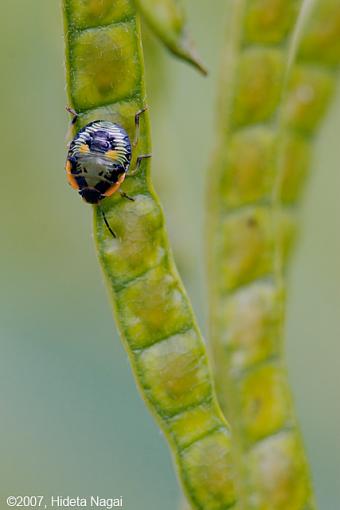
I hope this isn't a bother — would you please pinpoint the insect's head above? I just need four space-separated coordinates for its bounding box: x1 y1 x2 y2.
79 187 102 204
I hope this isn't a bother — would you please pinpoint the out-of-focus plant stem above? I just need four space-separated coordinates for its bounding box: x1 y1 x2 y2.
207 1 318 509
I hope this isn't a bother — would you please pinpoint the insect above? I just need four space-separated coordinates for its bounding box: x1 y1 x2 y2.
65 107 151 237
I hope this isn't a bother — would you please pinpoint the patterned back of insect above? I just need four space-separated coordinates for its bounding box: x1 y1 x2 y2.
66 120 132 204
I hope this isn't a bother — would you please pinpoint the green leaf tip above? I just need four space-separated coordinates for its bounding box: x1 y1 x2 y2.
178 30 208 76
134 0 208 75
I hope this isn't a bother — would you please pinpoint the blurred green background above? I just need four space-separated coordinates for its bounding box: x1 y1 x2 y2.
0 1 339 509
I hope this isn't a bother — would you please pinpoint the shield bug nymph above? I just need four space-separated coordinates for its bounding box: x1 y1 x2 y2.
65 107 151 237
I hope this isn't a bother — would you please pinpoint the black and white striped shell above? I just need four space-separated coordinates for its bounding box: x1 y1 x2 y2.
66 121 132 204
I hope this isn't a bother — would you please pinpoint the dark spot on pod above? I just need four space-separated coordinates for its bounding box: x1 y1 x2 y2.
250 398 261 414
247 216 257 227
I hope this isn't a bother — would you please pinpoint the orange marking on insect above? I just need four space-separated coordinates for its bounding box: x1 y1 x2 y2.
102 173 126 197
80 144 90 153
65 160 79 190
67 172 79 190
105 149 118 160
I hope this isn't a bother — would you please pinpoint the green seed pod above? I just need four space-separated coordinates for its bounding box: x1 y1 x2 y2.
209 1 340 508
63 2 236 509
207 0 321 509
279 0 340 203
133 0 207 74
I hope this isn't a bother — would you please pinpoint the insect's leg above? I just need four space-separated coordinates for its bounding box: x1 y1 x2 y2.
99 206 116 238
133 106 148 149
65 106 80 145
119 190 135 202
66 106 79 125
128 154 152 176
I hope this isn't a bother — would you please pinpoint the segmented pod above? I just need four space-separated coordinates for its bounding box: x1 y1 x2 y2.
133 0 207 74
63 2 236 509
279 0 340 207
207 1 318 509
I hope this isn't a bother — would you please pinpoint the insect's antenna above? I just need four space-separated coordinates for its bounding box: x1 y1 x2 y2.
99 205 116 238
66 106 78 125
